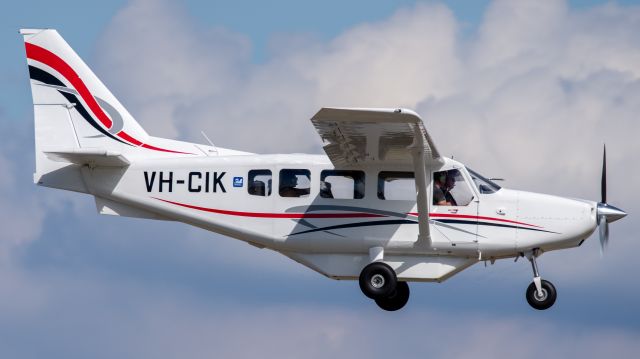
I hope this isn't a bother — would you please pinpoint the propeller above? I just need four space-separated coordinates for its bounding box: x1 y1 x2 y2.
596 145 627 254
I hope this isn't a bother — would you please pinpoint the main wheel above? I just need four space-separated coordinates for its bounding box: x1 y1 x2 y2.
375 281 410 311
359 262 397 300
526 279 557 310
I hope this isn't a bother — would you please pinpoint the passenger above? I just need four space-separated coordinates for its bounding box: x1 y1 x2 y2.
320 181 334 198
280 173 310 197
354 179 365 199
377 177 386 200
250 180 266 196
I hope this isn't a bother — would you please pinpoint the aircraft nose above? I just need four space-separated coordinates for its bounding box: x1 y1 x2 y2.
597 203 627 223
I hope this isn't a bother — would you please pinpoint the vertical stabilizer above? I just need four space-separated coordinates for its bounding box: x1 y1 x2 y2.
20 29 204 190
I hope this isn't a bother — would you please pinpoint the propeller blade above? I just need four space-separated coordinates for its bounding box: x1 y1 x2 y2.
595 145 626 256
599 215 609 255
601 145 607 204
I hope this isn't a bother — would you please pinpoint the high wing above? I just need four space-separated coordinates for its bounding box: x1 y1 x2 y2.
310 107 440 166
310 107 442 245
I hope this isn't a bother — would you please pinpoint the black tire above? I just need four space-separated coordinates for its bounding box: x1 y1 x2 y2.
375 281 410 311
359 262 397 300
526 279 557 310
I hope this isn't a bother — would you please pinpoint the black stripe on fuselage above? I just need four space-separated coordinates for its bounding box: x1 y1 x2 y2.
28 65 129 145
289 219 417 236
288 218 558 237
436 219 559 234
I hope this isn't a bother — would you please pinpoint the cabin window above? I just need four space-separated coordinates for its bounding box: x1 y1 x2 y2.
320 170 365 199
279 169 311 198
248 170 272 196
378 172 415 200
433 169 474 206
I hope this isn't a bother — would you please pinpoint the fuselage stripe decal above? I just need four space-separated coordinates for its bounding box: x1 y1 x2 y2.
25 43 195 155
289 219 557 236
436 219 559 234
153 198 554 234
289 219 417 236
416 212 544 228
153 198 385 218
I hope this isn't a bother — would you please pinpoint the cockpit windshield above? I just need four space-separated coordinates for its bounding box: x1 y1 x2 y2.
467 168 502 194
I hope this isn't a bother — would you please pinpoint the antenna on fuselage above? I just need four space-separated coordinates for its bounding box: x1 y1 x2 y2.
201 130 216 148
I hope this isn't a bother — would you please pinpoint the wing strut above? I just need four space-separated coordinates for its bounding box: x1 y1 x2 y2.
411 125 431 246
310 107 440 247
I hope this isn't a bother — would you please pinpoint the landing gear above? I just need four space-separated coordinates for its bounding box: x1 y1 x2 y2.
524 249 557 310
375 281 410 311
359 261 410 311
359 262 397 299
526 280 556 310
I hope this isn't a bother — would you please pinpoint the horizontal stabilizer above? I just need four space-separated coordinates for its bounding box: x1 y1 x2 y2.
44 148 130 167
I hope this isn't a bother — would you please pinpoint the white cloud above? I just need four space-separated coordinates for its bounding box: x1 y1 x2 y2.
415 0 640 281
96 0 252 139
0 123 46 261
0 113 95 264
97 1 462 153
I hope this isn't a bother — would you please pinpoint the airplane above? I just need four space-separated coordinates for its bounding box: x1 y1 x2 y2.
20 28 627 311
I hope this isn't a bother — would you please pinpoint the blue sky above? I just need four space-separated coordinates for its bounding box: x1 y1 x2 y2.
2 1 640 358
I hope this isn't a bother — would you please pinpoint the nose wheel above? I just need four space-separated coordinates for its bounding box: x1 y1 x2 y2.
524 249 557 310
526 279 556 310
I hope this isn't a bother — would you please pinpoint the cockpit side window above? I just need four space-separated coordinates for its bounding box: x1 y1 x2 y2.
433 169 474 206
279 169 311 198
467 168 502 194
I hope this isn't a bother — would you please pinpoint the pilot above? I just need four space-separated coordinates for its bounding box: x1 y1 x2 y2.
444 170 458 206
280 173 310 197
433 171 454 206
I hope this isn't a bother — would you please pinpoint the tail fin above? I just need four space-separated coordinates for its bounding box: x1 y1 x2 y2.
21 29 201 191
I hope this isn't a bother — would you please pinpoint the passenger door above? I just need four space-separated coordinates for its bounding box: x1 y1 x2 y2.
430 168 478 251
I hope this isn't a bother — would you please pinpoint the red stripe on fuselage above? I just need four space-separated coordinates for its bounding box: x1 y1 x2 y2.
154 198 385 219
116 130 143 146
141 143 193 154
153 198 544 229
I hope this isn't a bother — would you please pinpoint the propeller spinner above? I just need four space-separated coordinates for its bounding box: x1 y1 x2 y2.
596 145 627 253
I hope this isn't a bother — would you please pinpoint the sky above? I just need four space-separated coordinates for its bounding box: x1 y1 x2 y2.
1 0 640 358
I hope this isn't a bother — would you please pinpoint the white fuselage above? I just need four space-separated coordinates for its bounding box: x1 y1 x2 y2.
79 153 597 280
